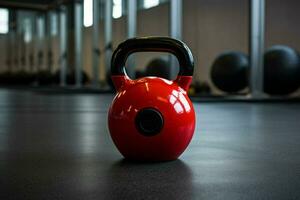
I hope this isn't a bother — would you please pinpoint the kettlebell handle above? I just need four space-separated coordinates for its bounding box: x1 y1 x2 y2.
111 37 194 77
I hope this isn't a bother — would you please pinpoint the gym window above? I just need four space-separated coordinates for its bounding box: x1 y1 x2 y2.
24 18 32 43
113 0 122 19
143 0 159 9
0 8 9 34
84 0 93 27
51 13 58 35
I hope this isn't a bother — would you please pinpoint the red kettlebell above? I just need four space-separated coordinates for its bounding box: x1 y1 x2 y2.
108 37 195 161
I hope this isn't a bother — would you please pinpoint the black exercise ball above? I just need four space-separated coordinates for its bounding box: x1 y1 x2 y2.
19 71 36 85
188 81 211 96
0 71 13 85
264 45 300 95
145 58 169 79
211 51 249 93
7 71 35 85
36 70 55 86
194 81 211 94
135 70 145 79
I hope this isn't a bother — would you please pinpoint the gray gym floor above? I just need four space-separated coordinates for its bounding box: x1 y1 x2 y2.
0 89 299 200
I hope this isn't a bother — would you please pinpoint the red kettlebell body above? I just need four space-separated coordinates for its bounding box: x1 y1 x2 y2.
108 37 196 161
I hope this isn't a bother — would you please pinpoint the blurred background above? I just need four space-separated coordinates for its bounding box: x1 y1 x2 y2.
0 0 299 98
1 1 300 199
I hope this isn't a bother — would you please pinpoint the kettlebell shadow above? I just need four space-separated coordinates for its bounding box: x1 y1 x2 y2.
103 159 194 200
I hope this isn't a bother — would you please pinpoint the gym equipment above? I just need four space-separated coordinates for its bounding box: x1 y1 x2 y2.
211 51 249 93
36 70 55 86
54 69 89 85
14 71 35 85
264 45 300 95
108 37 195 161
0 71 12 85
145 57 169 79
0 71 35 85
188 81 211 96
135 70 144 79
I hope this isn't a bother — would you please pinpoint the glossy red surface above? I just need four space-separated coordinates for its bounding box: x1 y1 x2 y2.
108 75 196 161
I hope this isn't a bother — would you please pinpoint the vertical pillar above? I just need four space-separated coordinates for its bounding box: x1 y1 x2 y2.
74 1 83 87
24 16 31 72
58 6 67 86
8 11 16 72
7 10 15 72
46 11 53 72
249 0 265 97
30 13 37 72
20 29 26 71
126 0 137 78
92 0 100 86
17 12 26 71
36 13 46 72
169 0 182 79
14 11 20 71
5 26 11 71
11 30 17 71
104 0 112 81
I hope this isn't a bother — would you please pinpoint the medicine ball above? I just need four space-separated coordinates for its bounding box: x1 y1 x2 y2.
211 51 249 93
0 71 13 85
188 81 211 96
13 71 35 85
36 70 55 85
135 70 145 79
264 45 300 95
145 57 169 79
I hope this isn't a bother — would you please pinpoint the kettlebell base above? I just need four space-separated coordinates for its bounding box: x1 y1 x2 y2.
121 155 179 163
118 150 184 162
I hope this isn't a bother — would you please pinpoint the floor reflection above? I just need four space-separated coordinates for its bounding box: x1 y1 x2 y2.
103 159 194 200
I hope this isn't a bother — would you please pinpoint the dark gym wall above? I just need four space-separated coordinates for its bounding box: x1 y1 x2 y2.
265 0 300 50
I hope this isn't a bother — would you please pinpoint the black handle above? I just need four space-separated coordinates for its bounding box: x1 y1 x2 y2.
111 37 194 77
